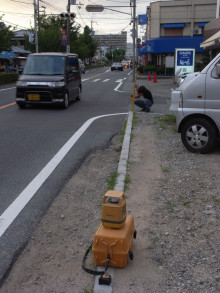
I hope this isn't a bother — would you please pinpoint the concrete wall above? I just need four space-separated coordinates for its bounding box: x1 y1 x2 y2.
149 0 216 39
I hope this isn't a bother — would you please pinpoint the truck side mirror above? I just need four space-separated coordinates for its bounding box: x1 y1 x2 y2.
216 64 220 76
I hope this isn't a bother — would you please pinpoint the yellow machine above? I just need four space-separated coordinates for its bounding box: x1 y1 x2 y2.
82 190 136 285
101 190 126 229
92 215 136 268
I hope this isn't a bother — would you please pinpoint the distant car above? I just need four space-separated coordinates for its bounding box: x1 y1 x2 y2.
121 61 129 69
111 62 123 71
79 59 85 74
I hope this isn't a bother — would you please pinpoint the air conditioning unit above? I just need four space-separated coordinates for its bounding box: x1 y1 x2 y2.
194 28 202 35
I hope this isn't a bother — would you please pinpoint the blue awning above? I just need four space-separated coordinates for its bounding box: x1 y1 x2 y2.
163 23 184 28
0 51 16 59
199 22 208 27
140 36 204 54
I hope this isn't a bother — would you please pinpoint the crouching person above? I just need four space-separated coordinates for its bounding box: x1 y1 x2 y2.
134 85 154 112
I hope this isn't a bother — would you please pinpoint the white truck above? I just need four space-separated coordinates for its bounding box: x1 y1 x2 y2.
170 53 220 154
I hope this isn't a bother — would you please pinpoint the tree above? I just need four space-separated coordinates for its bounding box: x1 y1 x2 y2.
0 16 15 52
25 14 80 53
74 26 98 62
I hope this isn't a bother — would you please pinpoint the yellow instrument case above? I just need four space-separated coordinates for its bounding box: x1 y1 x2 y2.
101 190 126 229
92 215 135 268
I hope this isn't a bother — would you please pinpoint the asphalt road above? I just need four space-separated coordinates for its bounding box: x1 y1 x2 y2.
0 66 133 284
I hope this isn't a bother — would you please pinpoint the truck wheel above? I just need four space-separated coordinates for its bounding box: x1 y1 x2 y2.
181 118 217 154
62 92 69 109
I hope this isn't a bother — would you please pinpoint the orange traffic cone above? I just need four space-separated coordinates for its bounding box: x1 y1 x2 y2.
153 72 157 83
148 71 151 81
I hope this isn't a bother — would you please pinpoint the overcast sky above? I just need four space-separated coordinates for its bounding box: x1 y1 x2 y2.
1 0 170 43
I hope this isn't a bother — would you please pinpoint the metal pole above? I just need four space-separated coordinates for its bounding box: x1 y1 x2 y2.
34 0 39 52
67 0 70 53
132 0 136 82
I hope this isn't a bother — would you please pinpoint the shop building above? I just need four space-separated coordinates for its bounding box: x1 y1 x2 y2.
140 0 217 70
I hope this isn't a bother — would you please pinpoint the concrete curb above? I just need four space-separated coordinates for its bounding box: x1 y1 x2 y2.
93 110 134 293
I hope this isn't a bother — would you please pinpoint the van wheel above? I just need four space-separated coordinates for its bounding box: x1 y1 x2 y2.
75 86 81 101
17 102 26 109
181 118 217 154
63 92 69 109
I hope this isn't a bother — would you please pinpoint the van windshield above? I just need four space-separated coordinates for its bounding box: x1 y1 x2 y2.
23 55 66 75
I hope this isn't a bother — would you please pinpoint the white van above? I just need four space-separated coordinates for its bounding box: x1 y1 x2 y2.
170 53 220 154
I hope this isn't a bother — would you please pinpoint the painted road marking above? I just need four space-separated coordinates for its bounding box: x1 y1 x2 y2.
0 102 16 110
0 87 16 92
0 112 128 238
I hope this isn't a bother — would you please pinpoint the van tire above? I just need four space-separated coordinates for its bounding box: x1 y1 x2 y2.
181 118 217 154
17 102 26 109
63 92 69 109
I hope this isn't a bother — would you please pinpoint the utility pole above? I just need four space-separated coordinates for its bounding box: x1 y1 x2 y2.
67 0 71 53
34 0 39 53
132 0 136 82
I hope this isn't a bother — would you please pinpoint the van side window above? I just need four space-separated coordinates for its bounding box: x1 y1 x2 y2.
211 62 220 79
68 56 78 73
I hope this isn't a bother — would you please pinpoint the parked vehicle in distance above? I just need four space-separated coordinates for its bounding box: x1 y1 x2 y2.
169 53 220 154
16 52 82 109
121 60 129 69
111 62 123 71
79 59 85 74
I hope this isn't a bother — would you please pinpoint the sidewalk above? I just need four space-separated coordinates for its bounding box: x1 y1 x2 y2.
0 76 176 293
131 74 175 115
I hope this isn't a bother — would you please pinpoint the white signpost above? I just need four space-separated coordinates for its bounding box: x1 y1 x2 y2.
175 48 195 76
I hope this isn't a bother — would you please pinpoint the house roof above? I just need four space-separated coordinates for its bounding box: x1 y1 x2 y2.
11 45 31 54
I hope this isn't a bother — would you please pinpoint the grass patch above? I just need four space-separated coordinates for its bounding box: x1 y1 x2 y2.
156 114 176 124
107 171 118 190
124 173 131 191
132 112 140 128
160 164 170 173
84 288 93 293
166 200 175 211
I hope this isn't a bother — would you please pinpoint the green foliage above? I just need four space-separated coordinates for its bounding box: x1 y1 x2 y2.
0 16 16 52
137 65 144 73
107 171 118 190
0 73 18 85
195 52 210 72
23 15 98 62
105 48 125 62
143 65 156 72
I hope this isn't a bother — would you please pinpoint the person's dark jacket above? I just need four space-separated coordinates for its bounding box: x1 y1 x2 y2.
137 86 154 103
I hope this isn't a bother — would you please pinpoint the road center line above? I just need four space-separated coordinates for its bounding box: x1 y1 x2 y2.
0 102 16 110
0 112 128 238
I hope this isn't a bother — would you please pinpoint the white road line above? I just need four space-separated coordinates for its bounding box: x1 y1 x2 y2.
0 112 128 238
0 87 16 92
115 79 123 83
103 79 110 82
114 82 124 92
92 79 101 82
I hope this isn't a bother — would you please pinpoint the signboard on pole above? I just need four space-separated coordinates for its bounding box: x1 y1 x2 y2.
86 5 104 12
175 48 195 76
138 14 148 25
